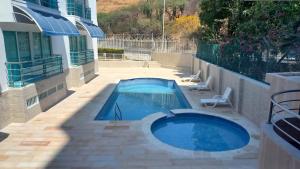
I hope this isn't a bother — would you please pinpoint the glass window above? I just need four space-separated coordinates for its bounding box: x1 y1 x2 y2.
33 33 42 60
79 35 86 51
3 31 18 62
69 36 77 51
17 32 31 62
41 35 52 58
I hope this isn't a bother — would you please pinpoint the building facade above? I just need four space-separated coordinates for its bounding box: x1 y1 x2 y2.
0 0 104 128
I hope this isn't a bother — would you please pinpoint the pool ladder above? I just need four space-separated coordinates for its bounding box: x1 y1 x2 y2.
114 103 123 120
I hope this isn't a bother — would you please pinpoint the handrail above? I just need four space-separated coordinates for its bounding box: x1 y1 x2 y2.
114 102 123 120
70 50 94 66
268 89 300 147
6 55 63 87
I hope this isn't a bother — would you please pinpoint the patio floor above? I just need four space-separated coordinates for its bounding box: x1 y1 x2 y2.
0 67 259 169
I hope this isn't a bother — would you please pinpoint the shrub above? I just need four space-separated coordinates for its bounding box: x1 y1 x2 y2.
98 48 124 54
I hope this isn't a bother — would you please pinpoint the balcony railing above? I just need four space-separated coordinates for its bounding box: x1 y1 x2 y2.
25 0 58 10
268 90 300 149
67 0 91 20
6 55 63 88
70 49 94 66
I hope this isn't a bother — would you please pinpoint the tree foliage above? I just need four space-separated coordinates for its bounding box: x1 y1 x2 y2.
98 0 190 38
198 0 300 58
168 15 200 39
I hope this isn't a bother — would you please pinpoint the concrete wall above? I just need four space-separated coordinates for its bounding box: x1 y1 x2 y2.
259 124 300 169
192 56 200 74
66 61 97 88
0 73 68 129
0 92 11 129
152 52 194 72
198 60 271 126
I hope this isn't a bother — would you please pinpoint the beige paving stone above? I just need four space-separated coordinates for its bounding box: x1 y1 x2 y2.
0 67 259 169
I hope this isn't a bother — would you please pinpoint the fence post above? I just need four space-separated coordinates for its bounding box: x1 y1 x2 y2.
268 102 273 124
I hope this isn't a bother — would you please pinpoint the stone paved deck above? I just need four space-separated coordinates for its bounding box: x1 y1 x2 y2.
0 67 259 169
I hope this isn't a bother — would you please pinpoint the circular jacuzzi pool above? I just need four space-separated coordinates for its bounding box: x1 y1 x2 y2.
151 113 250 151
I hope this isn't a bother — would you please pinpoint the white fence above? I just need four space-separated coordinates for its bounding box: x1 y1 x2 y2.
98 38 197 53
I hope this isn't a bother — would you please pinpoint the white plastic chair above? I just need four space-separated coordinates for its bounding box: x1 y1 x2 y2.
181 70 201 82
189 76 212 90
200 87 233 107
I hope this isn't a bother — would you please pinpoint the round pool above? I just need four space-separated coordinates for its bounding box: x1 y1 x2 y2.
151 113 250 151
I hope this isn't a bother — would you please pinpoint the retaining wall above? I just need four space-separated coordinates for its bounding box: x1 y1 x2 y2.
151 52 194 72
198 60 271 126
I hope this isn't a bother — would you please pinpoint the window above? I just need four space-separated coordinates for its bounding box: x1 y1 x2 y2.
79 35 87 51
33 32 42 60
42 35 52 57
69 35 87 52
3 31 31 62
3 31 19 62
17 32 31 62
69 35 86 52
47 87 57 96
38 91 48 101
26 96 38 108
69 36 78 51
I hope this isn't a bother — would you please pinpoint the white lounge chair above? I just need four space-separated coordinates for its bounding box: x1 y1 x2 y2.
200 87 233 107
181 70 201 82
189 76 212 90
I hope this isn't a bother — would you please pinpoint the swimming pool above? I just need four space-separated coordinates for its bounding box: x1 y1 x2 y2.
95 78 191 120
151 113 250 151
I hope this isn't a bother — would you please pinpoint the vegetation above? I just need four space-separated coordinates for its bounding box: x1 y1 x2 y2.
98 48 124 54
97 0 199 39
197 0 300 81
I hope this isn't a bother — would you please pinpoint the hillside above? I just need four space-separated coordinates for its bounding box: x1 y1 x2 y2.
97 0 199 39
97 0 142 13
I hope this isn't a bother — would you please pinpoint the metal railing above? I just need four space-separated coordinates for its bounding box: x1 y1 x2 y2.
6 55 63 87
98 53 124 60
70 49 94 66
25 0 58 9
114 103 123 120
98 38 197 53
268 90 300 148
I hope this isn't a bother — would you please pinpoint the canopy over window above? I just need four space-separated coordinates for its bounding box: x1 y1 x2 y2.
76 20 105 38
13 6 80 36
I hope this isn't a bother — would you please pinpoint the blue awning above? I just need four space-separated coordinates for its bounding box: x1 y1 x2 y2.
14 6 80 36
77 21 105 38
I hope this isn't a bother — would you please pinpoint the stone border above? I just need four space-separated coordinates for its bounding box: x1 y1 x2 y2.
142 109 259 159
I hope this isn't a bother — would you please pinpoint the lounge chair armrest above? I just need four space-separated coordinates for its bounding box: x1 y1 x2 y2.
212 95 223 99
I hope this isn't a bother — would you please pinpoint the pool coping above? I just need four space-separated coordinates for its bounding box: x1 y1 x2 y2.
142 109 260 159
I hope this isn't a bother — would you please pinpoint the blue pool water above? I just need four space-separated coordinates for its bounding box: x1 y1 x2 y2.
151 113 250 151
95 78 191 120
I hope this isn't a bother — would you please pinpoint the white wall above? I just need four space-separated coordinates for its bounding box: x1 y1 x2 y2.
0 28 9 92
88 0 98 25
51 36 71 70
0 0 14 22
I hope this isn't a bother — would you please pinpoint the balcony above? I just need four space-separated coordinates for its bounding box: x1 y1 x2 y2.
67 0 91 20
70 49 94 66
6 55 63 87
25 0 58 10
